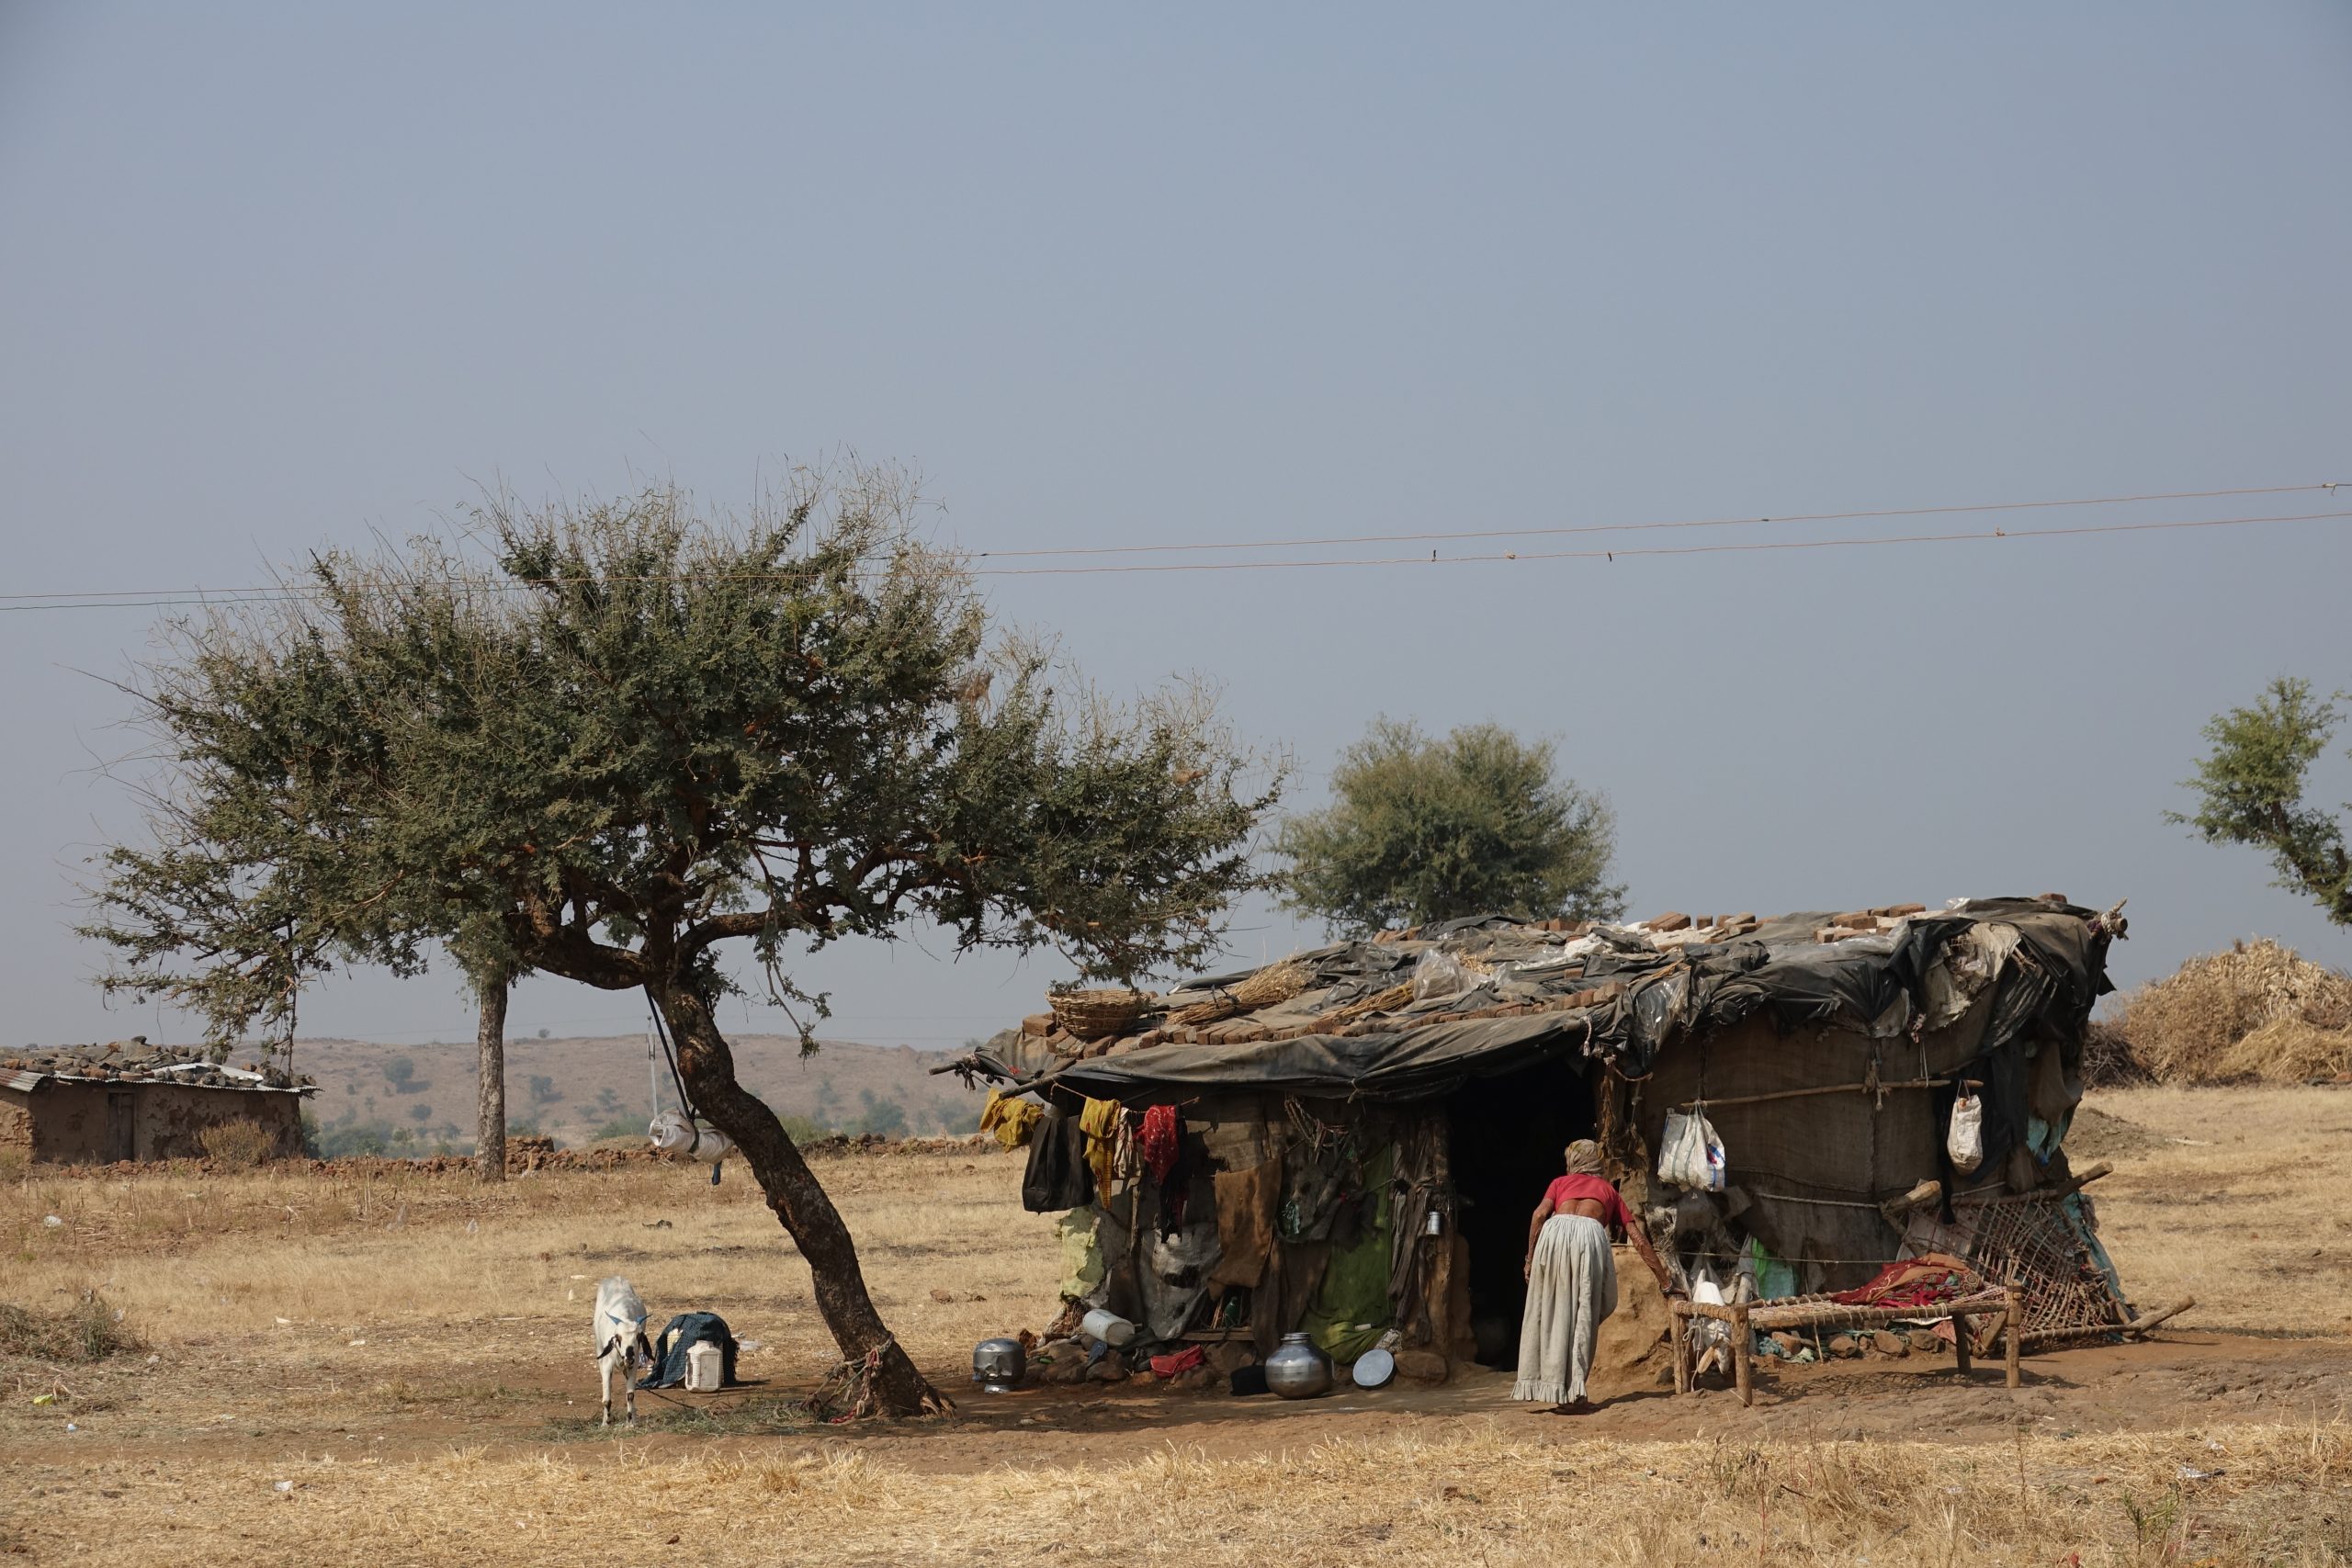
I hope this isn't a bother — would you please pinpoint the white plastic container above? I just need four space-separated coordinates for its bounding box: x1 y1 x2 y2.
685 1340 724 1392
1079 1308 1136 1348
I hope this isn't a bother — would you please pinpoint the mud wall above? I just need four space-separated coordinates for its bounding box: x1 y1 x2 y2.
133 1085 303 1160
0 1089 32 1162
4 1082 303 1164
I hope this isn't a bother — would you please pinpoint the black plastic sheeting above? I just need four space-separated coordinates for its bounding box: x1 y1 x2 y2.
979 898 2116 1111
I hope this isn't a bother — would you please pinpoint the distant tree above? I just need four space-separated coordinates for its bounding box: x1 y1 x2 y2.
381 1058 419 1090
1276 718 1625 934
2175 676 2352 928
83 468 1277 1415
855 1089 909 1138
594 1086 621 1116
408 1101 434 1122
527 1074 562 1107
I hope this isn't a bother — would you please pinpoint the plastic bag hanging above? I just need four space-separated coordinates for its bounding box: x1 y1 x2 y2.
1946 1089 1985 1175
1657 1107 1727 1192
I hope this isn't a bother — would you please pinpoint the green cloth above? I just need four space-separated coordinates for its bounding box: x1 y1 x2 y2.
1057 1205 1109 1302
1302 1144 1395 1360
1748 1236 1798 1301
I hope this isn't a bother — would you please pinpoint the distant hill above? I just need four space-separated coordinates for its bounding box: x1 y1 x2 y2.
294 1032 991 1155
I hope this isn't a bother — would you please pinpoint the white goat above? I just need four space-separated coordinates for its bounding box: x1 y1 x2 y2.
592 1275 654 1427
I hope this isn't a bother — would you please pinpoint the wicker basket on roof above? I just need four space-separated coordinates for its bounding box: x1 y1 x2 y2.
1048 987 1153 1042
1172 960 1308 1028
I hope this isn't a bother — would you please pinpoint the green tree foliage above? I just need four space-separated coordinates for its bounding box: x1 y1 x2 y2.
83 466 1277 1414
2175 676 2352 927
854 1088 908 1137
527 1074 562 1106
1276 718 1625 934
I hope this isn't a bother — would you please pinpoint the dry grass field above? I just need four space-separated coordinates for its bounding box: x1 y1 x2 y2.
6 1087 2352 1566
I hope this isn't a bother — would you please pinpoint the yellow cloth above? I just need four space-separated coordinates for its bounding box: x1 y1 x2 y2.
1079 1098 1123 1204
980 1089 1044 1150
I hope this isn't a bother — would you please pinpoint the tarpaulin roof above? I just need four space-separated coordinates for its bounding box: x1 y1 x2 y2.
974 897 2123 1107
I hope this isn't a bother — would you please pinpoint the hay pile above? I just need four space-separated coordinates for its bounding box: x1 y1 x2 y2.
2109 938 2352 1083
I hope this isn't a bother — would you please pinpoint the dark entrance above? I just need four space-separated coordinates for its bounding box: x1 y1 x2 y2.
1445 1055 1596 1366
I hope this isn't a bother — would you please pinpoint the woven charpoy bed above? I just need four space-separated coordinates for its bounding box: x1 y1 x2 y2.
1668 1283 2023 1406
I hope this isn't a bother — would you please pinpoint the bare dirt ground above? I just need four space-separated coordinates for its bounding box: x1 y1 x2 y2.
6 1087 2351 1565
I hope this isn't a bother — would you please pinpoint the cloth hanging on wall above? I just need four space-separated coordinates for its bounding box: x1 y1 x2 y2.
980 1089 1043 1150
1022 1106 1095 1213
1140 1103 1181 1184
1079 1098 1123 1205
1204 1156 1282 1292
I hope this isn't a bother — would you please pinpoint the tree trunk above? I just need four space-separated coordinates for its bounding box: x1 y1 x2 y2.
475 980 508 1182
655 983 948 1417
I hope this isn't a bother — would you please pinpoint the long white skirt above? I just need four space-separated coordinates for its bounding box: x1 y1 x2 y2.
1512 1213 1618 1404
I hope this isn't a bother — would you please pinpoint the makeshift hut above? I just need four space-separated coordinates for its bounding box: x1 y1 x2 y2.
962 896 2137 1382
0 1040 311 1165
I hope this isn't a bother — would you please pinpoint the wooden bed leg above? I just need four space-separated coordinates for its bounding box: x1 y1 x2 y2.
1951 1311 1972 1375
1670 1307 1690 1394
1731 1303 1753 1408
2003 1283 2023 1390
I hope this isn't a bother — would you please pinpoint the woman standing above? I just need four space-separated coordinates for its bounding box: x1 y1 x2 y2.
1514 1139 1677 1412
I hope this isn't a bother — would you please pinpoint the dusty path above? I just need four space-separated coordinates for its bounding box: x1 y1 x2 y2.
17 1330 2346 1480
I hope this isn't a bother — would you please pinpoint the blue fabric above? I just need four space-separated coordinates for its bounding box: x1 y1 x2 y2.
639 1311 738 1389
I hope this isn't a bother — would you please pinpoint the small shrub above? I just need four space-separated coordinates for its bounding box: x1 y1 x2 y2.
198 1119 280 1168
0 1292 141 1362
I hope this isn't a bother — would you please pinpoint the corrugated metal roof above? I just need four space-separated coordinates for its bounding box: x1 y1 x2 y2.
3 1069 309 1096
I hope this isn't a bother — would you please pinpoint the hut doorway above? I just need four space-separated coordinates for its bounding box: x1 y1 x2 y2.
1446 1055 1595 1366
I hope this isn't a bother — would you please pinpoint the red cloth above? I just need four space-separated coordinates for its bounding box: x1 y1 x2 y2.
1148 1345 1205 1379
1140 1103 1181 1185
1543 1173 1633 1232
1829 1252 1981 1309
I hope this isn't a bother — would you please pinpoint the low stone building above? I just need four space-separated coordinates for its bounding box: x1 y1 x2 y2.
0 1040 311 1165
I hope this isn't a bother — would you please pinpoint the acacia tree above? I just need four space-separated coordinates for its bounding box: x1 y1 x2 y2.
2176 675 2352 927
1276 717 1623 934
87 469 1278 1415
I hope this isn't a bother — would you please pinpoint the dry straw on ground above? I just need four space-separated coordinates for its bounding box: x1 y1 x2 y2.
2110 939 2352 1084
12 1419 2351 1566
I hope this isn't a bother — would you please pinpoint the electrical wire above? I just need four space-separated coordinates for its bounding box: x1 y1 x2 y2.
970 479 2346 559
967 506 2352 577
2 482 2343 611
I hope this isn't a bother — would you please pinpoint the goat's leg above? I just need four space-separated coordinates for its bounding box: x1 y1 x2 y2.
600 1354 614 1427
625 1367 638 1425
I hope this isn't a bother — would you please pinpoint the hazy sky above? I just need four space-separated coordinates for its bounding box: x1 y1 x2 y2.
5 4 2349 1053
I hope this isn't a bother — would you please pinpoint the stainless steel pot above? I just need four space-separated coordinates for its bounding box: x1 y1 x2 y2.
1264 1331 1334 1399
972 1337 1025 1392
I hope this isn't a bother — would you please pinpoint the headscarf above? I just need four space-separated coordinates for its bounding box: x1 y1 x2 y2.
1562 1139 1605 1177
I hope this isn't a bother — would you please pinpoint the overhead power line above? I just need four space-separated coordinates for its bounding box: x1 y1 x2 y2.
971 480 2346 559
1 481 2343 612
969 506 2352 576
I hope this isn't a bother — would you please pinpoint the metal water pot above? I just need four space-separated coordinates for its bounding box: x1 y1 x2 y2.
972 1337 1025 1393
1264 1331 1334 1399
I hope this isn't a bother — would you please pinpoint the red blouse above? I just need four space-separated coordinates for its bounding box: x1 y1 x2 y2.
1544 1173 1633 1232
